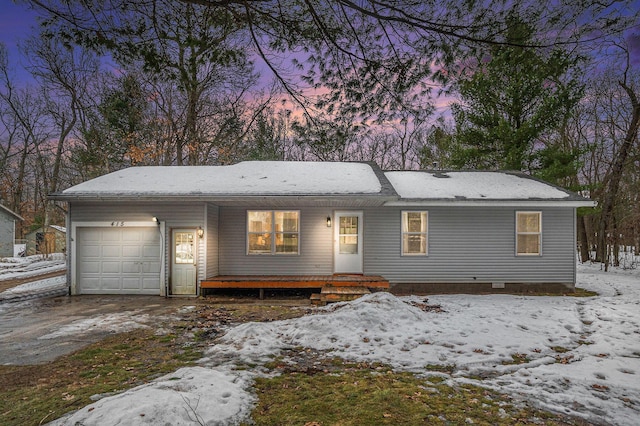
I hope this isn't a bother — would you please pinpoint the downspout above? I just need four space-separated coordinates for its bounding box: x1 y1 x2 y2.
201 203 208 296
153 217 167 297
159 220 168 298
66 208 71 296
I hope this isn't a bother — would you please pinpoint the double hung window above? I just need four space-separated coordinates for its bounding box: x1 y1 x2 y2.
516 211 542 256
401 211 428 255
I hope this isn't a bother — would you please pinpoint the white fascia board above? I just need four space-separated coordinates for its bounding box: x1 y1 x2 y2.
384 200 597 208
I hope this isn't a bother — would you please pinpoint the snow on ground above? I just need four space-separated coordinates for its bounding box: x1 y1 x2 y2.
0 253 66 281
53 261 640 426
32 306 196 341
50 367 256 426
39 311 153 340
0 254 67 303
1 275 66 298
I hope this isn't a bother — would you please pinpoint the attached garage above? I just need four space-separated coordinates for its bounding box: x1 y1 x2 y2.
75 226 162 295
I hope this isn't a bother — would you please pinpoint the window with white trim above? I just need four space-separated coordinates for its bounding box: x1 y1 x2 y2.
247 210 299 254
516 211 541 256
401 211 428 255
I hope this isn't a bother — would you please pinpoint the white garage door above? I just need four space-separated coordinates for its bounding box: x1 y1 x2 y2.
77 227 161 294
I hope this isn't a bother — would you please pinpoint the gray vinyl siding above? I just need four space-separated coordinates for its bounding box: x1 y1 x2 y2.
69 201 577 286
69 201 207 288
0 213 14 257
219 206 334 275
206 204 219 278
363 206 576 284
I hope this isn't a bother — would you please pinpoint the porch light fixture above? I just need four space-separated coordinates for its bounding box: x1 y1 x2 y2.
326 216 332 227
197 227 204 238
152 216 158 222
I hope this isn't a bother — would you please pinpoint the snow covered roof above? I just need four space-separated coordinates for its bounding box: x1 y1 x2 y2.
56 162 387 199
27 225 66 235
52 162 593 207
50 225 67 233
385 170 594 206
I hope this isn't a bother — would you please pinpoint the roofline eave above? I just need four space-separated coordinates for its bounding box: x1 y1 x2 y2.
0 204 24 221
384 199 597 208
48 193 398 204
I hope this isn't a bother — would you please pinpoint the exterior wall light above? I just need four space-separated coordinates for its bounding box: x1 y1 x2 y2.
197 227 204 238
326 216 332 227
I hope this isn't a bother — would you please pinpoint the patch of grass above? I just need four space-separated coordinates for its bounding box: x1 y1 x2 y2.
514 288 598 297
425 363 455 374
157 333 178 343
552 346 570 353
252 360 579 425
426 375 447 384
172 345 202 362
218 304 307 322
0 328 203 426
503 353 530 365
564 288 598 297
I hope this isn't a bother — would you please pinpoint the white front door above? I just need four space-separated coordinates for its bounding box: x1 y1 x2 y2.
334 211 363 274
171 229 197 295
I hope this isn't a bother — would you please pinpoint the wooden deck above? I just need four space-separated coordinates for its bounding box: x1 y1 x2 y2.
202 274 389 303
201 274 389 290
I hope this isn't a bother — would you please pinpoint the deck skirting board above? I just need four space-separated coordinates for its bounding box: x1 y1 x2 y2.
201 275 389 290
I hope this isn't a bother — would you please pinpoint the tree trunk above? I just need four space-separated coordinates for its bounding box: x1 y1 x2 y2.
578 215 590 262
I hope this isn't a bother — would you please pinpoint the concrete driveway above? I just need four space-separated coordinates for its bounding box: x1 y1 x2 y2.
0 295 199 365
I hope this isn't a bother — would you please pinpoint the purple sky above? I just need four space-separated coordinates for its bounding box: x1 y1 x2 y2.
0 1 41 82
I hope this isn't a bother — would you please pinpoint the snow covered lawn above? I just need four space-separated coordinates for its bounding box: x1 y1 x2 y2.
0 254 66 302
0 254 66 281
50 261 640 425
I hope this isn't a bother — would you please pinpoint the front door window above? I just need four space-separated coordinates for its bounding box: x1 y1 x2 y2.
174 231 195 264
339 216 359 254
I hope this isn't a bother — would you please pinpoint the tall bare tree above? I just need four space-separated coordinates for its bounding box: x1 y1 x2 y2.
22 36 100 233
593 42 640 268
0 43 51 234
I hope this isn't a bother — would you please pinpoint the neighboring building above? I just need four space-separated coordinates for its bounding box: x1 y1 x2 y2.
25 225 67 256
0 204 23 258
50 161 594 296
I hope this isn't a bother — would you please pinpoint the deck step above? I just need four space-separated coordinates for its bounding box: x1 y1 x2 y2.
311 285 371 305
321 285 371 295
310 293 324 306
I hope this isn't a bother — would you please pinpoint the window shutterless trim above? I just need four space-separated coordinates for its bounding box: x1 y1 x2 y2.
515 211 542 256
247 210 300 255
401 210 428 256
